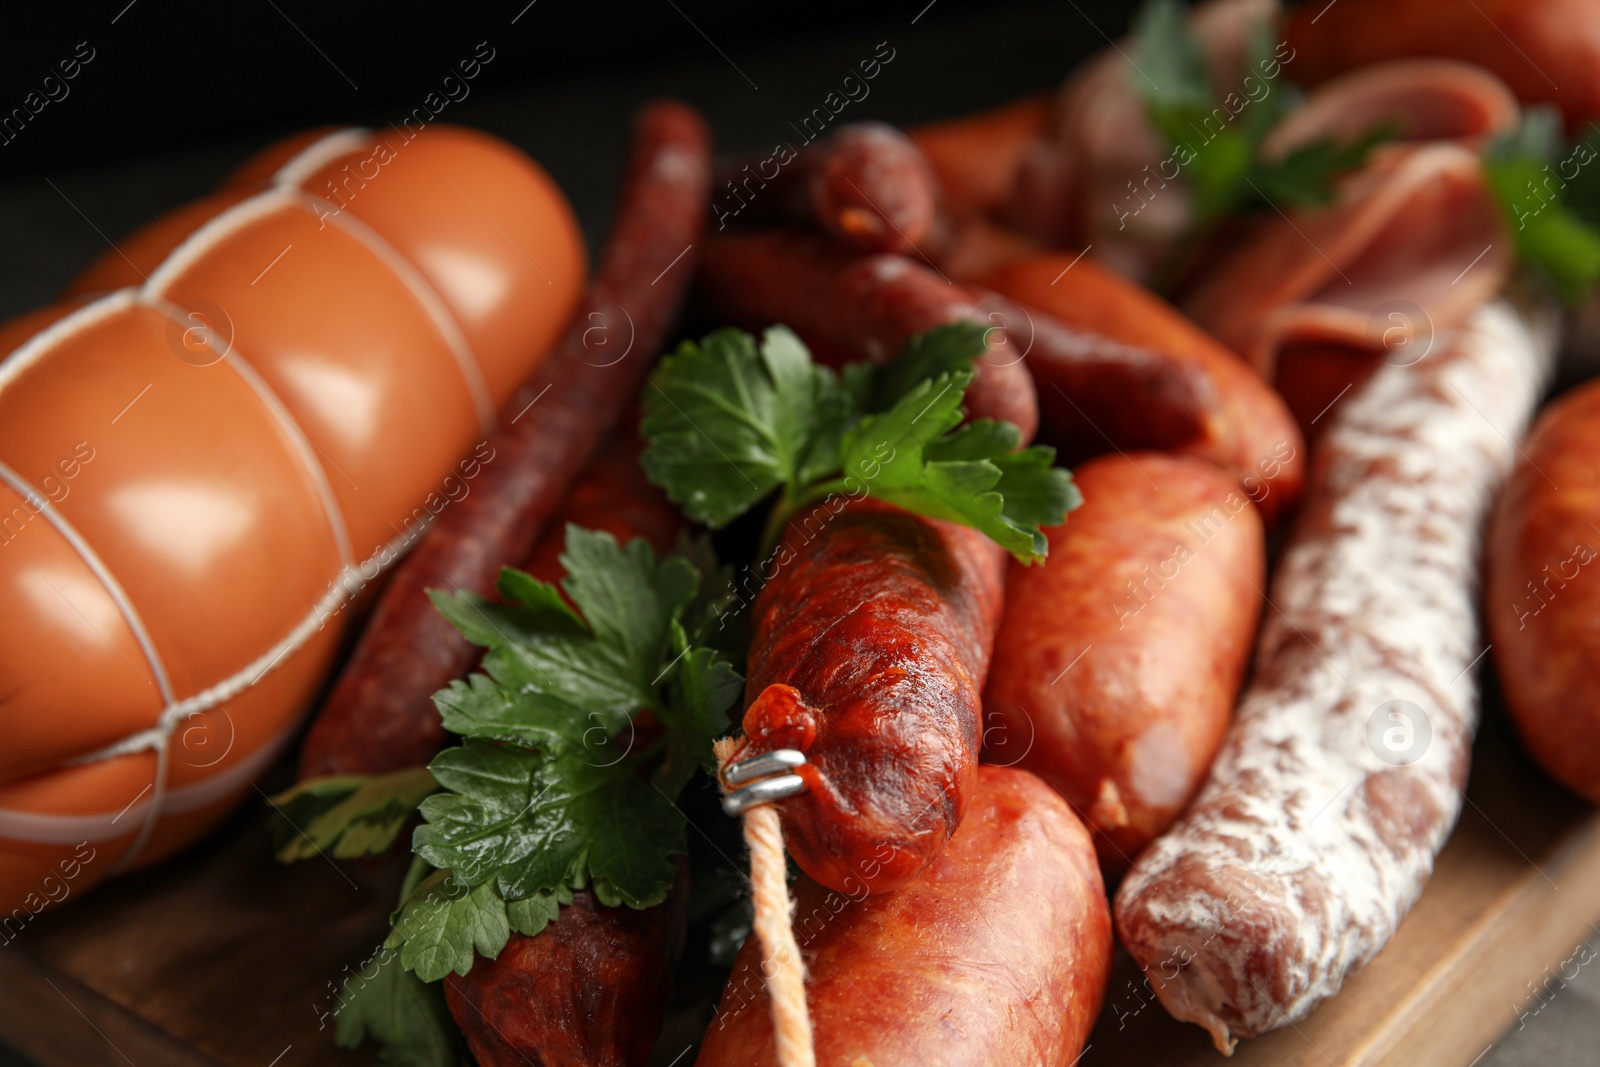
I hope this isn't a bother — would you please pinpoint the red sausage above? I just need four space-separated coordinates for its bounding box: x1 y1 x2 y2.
983 453 1265 873
695 765 1112 1067
519 427 681 585
728 498 1006 895
695 230 1039 440
445 874 687 1067
298 101 711 777
714 122 939 256
1486 378 1600 801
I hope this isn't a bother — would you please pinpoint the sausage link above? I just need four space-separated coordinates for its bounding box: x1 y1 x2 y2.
445 872 688 1067
714 122 938 256
298 101 711 777
983 453 1264 874
695 230 1038 439
1113 299 1554 1051
729 498 1006 895
519 426 681 585
1487 377 1600 801
907 95 1054 218
980 253 1306 524
696 765 1112 1067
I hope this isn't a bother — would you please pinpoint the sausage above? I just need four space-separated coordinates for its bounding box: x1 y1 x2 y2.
978 252 1306 524
907 95 1054 218
0 122 586 907
1286 0 1600 128
983 453 1265 874
1487 378 1600 802
695 765 1112 1067
445 873 688 1067
728 498 1006 895
715 122 938 255
695 229 1038 439
298 101 711 777
1113 299 1555 1051
519 426 681 585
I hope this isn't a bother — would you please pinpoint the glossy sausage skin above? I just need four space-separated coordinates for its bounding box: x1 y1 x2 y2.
696 230 1038 440
1487 378 1600 801
980 253 1306 525
445 875 687 1067
696 765 1112 1067
983 453 1265 873
730 498 1006 895
715 122 937 256
299 101 711 777
907 96 1054 218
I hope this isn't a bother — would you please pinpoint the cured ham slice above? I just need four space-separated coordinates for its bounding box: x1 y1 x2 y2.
1179 60 1518 433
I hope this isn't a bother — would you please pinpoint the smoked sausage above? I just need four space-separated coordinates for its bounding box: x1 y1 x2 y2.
696 765 1112 1067
728 498 1007 895
980 252 1306 524
983 453 1264 873
445 874 687 1067
715 122 938 256
1487 377 1600 802
299 101 711 778
1114 299 1554 1051
695 230 1038 439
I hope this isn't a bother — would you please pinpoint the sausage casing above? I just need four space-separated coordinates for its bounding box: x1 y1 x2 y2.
983 452 1264 872
1486 377 1600 801
1113 300 1554 1050
730 498 1006 895
696 765 1111 1067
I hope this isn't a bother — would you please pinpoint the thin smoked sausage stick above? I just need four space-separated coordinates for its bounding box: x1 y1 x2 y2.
1114 299 1555 1051
299 101 711 777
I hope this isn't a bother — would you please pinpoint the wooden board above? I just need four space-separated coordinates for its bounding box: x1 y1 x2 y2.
0 702 1596 1067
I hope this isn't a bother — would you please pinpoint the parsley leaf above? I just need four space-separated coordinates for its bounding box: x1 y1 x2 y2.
642 324 1078 564
640 327 855 526
1486 106 1600 305
837 371 1077 564
270 767 438 862
865 320 992 413
331 945 462 1066
387 868 510 982
1132 0 1386 225
397 527 739 983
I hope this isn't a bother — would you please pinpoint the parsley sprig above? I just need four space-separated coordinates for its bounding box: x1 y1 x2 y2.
1485 106 1600 305
640 323 1079 564
366 528 739 985
1133 0 1389 225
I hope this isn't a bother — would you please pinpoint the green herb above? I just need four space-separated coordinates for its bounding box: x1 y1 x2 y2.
330 948 462 1067
270 767 439 862
378 528 737 984
641 324 1078 564
1486 106 1600 305
331 859 464 1066
1133 0 1388 224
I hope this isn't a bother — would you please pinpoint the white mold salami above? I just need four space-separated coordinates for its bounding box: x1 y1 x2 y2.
1113 297 1557 1051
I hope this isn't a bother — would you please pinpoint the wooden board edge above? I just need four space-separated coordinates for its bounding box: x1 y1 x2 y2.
0 947 226 1067
1371 811 1600 1066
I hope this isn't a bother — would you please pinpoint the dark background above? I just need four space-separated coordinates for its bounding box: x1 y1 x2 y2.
1 2 1596 1065
0 0 1139 179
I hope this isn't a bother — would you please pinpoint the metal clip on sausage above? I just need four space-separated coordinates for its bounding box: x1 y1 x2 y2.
721 749 807 816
